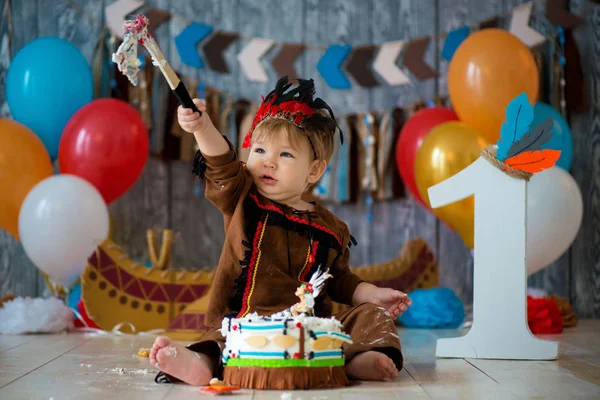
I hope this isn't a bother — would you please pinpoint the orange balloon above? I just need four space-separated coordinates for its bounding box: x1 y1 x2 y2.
0 118 53 240
448 29 539 143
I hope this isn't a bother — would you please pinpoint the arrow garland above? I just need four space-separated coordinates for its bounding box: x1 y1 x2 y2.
97 1 586 89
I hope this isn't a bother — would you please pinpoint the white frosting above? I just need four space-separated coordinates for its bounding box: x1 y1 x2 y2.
112 40 141 85
112 15 166 86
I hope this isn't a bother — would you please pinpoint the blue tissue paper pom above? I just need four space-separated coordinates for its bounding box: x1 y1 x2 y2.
398 287 465 329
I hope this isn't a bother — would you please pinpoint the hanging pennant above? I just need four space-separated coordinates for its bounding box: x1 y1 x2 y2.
564 31 588 113
545 0 583 28
479 16 499 30
390 107 407 198
150 64 170 154
373 40 410 86
105 0 144 38
145 8 171 35
442 26 470 61
346 46 380 87
347 114 361 203
0 33 11 118
237 38 275 82
375 110 395 201
271 43 305 80
402 37 437 80
203 32 239 73
219 93 234 143
175 22 213 68
317 44 352 89
334 117 351 203
509 2 545 48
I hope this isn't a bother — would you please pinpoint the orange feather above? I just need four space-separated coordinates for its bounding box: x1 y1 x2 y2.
503 150 561 173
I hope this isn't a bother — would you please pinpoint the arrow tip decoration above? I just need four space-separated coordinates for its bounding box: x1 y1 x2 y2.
105 0 144 38
346 46 380 87
509 2 546 48
546 0 583 29
317 44 352 89
203 32 239 73
144 8 172 35
373 40 410 86
479 16 500 30
175 22 213 68
402 37 437 80
237 38 275 82
442 26 470 61
272 43 305 80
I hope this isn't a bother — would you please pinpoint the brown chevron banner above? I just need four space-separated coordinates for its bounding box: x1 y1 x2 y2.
479 16 499 30
346 46 379 87
145 8 171 35
403 38 436 80
203 32 239 73
271 43 305 79
545 0 583 29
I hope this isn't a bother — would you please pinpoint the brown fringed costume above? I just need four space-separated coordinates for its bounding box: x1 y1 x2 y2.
156 77 403 387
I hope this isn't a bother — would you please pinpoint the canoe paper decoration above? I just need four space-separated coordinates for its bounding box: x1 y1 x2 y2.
81 238 214 334
495 92 561 173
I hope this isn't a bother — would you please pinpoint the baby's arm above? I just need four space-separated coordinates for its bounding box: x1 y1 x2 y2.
328 225 412 317
178 99 251 215
178 99 229 156
351 283 412 319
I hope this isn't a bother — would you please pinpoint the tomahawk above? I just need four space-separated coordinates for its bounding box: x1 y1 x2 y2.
112 14 201 115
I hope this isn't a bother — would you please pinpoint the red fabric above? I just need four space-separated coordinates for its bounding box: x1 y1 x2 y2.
527 296 563 334
242 94 316 149
74 299 101 329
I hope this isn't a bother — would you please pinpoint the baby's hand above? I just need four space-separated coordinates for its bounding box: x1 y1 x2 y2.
371 288 412 318
178 99 210 134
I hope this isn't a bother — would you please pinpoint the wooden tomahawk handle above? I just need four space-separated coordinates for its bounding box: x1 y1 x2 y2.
153 48 202 115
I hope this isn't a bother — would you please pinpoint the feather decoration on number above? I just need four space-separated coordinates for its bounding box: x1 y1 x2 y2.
495 92 561 173
496 92 534 161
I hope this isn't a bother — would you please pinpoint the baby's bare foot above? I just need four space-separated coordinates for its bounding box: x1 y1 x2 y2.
149 336 212 386
345 351 398 381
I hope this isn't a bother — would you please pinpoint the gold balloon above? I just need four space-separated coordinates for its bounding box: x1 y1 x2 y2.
0 118 53 240
448 29 539 143
414 122 489 248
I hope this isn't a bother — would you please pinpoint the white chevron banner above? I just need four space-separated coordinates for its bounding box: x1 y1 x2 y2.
237 38 275 82
509 2 545 48
105 0 144 38
373 40 411 86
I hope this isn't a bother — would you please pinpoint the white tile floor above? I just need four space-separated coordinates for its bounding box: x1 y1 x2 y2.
1 321 599 399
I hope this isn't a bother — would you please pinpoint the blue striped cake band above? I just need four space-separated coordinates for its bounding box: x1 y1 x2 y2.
239 324 286 331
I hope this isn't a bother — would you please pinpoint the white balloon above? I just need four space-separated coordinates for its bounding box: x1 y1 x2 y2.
527 167 583 275
18 174 109 287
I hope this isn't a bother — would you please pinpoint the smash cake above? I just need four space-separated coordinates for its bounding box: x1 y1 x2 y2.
220 267 353 390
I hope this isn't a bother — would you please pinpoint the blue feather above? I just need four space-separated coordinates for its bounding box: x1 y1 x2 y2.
496 92 534 161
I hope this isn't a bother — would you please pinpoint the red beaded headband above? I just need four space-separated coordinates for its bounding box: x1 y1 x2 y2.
241 76 343 157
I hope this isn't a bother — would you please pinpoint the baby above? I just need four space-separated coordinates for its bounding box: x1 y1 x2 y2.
149 77 411 386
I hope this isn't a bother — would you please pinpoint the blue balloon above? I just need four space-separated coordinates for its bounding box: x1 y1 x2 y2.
533 102 573 171
6 37 93 159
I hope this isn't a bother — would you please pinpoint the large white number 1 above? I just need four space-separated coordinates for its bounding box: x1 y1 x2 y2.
428 157 558 360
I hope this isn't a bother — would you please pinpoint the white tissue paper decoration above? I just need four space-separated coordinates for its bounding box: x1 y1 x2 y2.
0 297 74 334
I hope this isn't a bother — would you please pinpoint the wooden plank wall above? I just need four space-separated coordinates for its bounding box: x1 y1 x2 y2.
0 0 598 317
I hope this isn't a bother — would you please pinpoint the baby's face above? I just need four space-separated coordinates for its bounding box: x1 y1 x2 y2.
246 131 320 206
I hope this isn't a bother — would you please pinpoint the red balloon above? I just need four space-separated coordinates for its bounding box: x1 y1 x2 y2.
59 99 149 204
396 106 458 208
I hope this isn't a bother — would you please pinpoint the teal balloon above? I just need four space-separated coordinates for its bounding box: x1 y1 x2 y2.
6 37 93 159
533 103 573 171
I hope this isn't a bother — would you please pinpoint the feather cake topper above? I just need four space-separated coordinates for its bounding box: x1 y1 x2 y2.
495 92 561 173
